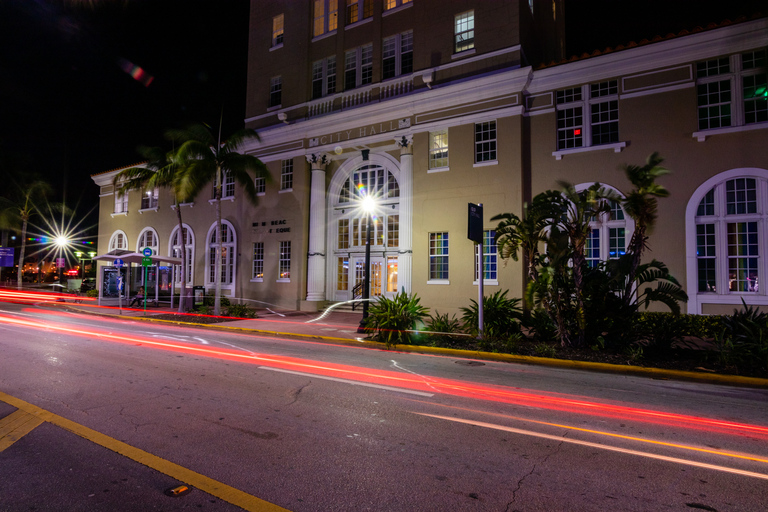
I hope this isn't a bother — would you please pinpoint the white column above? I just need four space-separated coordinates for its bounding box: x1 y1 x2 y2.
396 135 413 294
306 154 329 301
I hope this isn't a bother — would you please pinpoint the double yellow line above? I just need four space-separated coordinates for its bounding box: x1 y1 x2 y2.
0 390 289 512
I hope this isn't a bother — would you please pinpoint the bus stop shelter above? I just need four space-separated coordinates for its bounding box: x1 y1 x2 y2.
92 252 182 308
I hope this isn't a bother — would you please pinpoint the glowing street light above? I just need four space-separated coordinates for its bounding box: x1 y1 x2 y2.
357 189 377 334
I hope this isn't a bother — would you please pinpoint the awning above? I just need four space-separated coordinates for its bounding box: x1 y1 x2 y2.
93 252 182 265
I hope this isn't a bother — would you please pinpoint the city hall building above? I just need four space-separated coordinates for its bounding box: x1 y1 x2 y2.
92 1 768 316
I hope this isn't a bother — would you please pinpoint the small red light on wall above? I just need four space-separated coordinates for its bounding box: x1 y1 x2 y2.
574 129 581 136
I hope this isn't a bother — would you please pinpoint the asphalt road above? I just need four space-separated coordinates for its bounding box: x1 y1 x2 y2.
1 302 767 511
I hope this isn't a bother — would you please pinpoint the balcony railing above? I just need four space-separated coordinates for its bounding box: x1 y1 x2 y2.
306 75 414 119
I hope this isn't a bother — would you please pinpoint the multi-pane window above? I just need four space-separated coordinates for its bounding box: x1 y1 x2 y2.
694 176 768 294
345 44 373 90
279 241 291 279
137 229 158 254
255 176 266 194
114 191 128 214
429 232 449 280
382 31 413 80
429 130 449 169
269 76 282 107
556 80 619 150
312 57 337 99
208 223 235 285
272 14 284 47
109 231 127 252
215 170 235 199
171 226 193 285
384 0 411 10
585 198 628 267
140 188 158 209
454 11 474 53
252 242 264 280
337 257 349 290
475 230 498 282
696 50 768 131
475 121 497 163
313 0 338 37
280 159 293 190
346 0 372 24
387 215 399 247
338 219 350 249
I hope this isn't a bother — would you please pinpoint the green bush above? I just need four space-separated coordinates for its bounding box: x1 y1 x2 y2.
85 289 99 298
365 291 430 348
523 309 558 342
460 290 523 341
423 311 468 347
720 300 768 374
226 303 257 318
203 293 230 308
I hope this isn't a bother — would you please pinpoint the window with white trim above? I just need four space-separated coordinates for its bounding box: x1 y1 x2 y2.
344 44 373 90
696 50 767 130
384 0 411 10
108 231 127 253
313 0 338 37
114 191 128 214
585 200 629 267
556 80 619 150
346 0 372 24
170 226 194 285
429 232 449 281
137 228 158 255
269 76 282 108
312 56 337 99
207 222 235 285
475 121 496 163
382 31 413 80
213 171 235 199
272 14 284 47
252 242 264 280
474 229 497 283
279 241 291 280
454 11 474 53
280 160 293 190
429 130 448 169
255 176 266 195
140 187 158 209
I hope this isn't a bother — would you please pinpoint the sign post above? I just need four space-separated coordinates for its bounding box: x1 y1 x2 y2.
142 248 153 315
468 203 484 339
113 258 124 314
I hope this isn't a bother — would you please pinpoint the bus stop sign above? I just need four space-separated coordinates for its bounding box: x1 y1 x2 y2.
468 203 483 243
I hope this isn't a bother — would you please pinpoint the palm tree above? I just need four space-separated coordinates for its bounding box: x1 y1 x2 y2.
169 121 269 316
0 180 54 289
619 152 671 305
113 145 192 313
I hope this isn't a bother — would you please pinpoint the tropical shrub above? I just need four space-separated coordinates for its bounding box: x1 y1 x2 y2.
86 289 99 298
226 303 257 318
366 291 430 348
423 311 468 348
460 290 523 341
204 293 230 309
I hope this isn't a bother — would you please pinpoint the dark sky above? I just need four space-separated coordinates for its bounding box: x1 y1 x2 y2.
0 0 764 224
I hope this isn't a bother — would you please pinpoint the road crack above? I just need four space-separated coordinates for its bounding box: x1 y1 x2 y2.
505 433 567 511
287 381 311 405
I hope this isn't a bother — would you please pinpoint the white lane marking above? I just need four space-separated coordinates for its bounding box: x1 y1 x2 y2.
258 367 434 397
416 413 768 481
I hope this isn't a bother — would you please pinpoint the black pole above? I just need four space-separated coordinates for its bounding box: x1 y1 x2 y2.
357 212 372 334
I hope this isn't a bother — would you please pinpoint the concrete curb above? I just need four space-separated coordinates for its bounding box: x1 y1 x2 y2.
63 305 768 390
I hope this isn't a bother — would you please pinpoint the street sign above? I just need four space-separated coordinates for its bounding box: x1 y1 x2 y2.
142 247 153 257
468 203 483 243
113 258 124 268
0 247 13 267
141 257 152 267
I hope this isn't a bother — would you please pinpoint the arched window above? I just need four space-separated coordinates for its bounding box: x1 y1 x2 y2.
686 169 768 313
108 231 128 253
169 225 194 285
574 183 633 267
136 228 159 255
206 221 236 286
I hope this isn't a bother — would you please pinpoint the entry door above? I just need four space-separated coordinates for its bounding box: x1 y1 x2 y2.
348 256 386 300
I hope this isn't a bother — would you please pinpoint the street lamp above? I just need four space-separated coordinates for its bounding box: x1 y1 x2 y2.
357 193 376 334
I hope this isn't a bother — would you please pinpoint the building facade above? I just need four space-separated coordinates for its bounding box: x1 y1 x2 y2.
92 1 768 316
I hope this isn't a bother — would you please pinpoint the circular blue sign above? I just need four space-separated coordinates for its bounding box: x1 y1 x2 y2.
142 247 153 257
113 258 124 268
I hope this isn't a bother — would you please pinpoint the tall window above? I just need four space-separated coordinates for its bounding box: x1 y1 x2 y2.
108 231 127 253
114 191 128 214
312 57 336 99
207 222 235 285
313 0 338 37
170 226 194 285
475 230 498 283
475 121 497 163
252 242 264 280
269 76 282 108
346 0 372 24
696 50 767 131
137 228 158 254
454 11 474 53
382 31 413 80
345 44 373 90
214 170 235 199
141 187 158 209
272 14 284 47
279 241 291 280
585 199 629 267
429 130 449 169
384 0 411 10
255 176 266 195
429 232 449 281
280 159 293 190
556 80 619 150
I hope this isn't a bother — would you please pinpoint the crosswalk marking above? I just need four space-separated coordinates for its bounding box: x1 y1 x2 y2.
0 409 44 452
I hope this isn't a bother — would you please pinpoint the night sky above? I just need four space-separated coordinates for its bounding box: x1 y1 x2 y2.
1 0 764 229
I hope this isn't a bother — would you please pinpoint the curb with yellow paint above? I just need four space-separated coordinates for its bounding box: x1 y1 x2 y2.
63 305 768 389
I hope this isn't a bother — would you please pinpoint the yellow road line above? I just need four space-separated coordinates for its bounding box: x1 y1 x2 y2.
0 409 44 452
0 390 290 512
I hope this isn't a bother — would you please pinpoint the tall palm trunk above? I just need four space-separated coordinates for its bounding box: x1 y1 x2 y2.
214 166 223 316
16 217 28 289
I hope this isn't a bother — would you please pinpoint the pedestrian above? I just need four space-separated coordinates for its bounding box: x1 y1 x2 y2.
130 286 145 307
